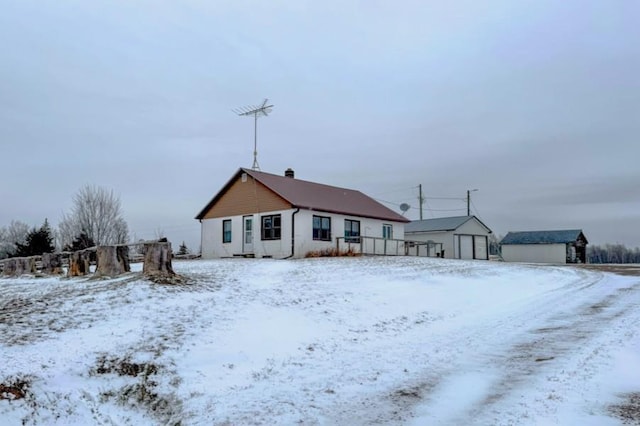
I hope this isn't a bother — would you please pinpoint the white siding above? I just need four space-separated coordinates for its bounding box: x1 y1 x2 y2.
459 235 474 259
501 244 567 264
201 209 406 259
455 219 491 236
200 208 295 259
405 218 491 260
474 235 488 260
295 210 406 258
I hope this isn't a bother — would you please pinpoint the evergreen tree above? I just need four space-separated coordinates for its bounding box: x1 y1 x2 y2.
177 241 189 256
14 219 55 257
64 232 96 252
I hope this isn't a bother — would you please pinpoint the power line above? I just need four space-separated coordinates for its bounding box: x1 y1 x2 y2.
423 196 466 201
369 186 419 197
423 208 467 212
470 199 483 219
374 198 466 213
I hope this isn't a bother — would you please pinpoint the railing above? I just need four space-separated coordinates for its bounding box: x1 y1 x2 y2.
336 237 444 257
336 236 402 256
404 240 444 258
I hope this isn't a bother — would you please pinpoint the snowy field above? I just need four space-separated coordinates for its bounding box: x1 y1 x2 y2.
1 257 639 425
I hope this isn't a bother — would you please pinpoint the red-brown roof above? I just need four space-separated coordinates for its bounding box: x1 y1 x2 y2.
196 168 410 223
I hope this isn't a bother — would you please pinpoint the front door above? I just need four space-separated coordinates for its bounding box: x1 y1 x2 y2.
243 216 254 253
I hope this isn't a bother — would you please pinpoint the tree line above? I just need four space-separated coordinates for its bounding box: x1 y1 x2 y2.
587 244 640 264
0 185 129 259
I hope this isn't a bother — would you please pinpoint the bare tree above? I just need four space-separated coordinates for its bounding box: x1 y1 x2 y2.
58 185 129 247
0 220 30 258
0 226 8 259
154 227 165 240
57 213 78 250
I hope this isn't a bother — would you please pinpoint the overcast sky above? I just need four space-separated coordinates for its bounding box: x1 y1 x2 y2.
2 0 639 250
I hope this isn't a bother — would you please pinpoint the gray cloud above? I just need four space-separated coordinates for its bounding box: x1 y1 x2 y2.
1 0 639 249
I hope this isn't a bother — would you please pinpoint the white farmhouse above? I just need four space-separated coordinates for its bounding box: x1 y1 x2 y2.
404 216 493 260
195 168 410 259
500 229 588 264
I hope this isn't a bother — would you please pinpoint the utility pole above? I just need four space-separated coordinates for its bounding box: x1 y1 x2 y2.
467 189 478 216
418 184 424 220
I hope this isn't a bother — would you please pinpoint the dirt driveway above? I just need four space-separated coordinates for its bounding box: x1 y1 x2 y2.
575 263 640 276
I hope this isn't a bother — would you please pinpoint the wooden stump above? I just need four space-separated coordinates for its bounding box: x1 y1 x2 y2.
117 246 130 272
95 246 130 277
42 253 63 275
68 250 92 277
3 259 17 276
14 257 36 275
143 242 174 276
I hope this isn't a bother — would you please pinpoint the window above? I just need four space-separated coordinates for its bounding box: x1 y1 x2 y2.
313 215 331 241
344 219 360 243
222 220 232 243
382 224 393 239
261 214 281 240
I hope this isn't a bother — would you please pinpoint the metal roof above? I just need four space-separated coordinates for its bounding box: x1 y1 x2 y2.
196 168 410 223
405 215 492 233
500 230 587 245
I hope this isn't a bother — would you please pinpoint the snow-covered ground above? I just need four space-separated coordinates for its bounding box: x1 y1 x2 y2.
1 257 639 425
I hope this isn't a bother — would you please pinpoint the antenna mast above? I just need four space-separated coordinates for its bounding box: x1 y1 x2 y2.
233 98 274 171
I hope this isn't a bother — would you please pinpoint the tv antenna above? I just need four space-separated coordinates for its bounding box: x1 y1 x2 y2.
233 98 274 170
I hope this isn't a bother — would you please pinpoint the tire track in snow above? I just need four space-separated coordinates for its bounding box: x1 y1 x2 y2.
332 271 639 425
465 278 640 425
408 276 640 425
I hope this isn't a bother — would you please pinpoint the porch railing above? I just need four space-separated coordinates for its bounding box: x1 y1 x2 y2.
336 236 444 257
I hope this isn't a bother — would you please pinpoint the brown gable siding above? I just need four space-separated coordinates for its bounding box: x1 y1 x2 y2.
201 173 292 219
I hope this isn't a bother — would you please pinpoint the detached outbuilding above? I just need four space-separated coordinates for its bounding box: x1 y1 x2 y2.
404 216 493 260
500 229 588 264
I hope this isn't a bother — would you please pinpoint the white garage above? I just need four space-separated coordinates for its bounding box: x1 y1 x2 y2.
405 216 493 260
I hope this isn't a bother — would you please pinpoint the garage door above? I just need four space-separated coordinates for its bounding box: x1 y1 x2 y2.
459 235 474 259
474 235 487 260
